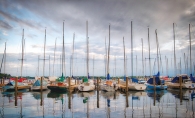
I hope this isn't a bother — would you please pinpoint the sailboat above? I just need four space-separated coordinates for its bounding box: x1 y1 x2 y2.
47 21 68 92
77 21 95 92
119 29 146 91
167 23 195 89
145 29 167 90
66 33 77 86
100 24 118 92
32 29 48 91
3 29 29 91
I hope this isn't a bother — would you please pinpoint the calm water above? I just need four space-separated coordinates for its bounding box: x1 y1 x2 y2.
0 88 195 118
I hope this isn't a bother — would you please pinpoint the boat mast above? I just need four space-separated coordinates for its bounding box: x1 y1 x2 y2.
123 37 126 78
53 38 57 76
72 33 75 77
43 28 46 77
105 37 107 78
62 21 65 76
131 21 133 78
141 38 144 78
93 55 94 79
86 21 89 79
148 27 151 76
38 55 40 77
115 55 116 77
107 24 110 78
173 23 176 76
155 29 159 73
21 29 24 78
4 42 6 75
189 24 192 74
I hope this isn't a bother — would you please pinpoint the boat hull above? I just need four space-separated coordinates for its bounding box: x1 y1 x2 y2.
101 85 118 92
145 83 167 90
128 83 146 91
31 86 48 91
167 83 195 89
78 84 95 92
47 85 68 92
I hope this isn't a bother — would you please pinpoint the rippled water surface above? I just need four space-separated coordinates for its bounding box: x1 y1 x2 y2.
0 89 195 118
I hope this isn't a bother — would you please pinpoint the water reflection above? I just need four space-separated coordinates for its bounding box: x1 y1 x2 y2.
146 90 167 103
0 88 195 117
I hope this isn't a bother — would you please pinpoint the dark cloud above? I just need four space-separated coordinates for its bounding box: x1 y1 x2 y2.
0 20 12 30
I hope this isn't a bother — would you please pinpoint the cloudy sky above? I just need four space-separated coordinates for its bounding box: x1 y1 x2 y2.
0 0 195 77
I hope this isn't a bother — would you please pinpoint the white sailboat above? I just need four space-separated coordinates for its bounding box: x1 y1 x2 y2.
168 23 195 89
100 24 118 92
120 37 146 91
32 29 48 91
78 21 95 92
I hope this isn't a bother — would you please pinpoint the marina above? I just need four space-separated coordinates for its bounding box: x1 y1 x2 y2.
1 0 195 117
0 87 195 117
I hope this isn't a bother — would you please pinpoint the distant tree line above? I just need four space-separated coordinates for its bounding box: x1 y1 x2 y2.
0 73 11 79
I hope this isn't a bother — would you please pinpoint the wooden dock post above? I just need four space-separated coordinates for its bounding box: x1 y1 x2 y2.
179 75 183 104
15 77 18 106
126 77 128 92
40 77 43 106
3 77 4 84
97 83 99 108
68 91 71 109
15 77 18 92
68 77 71 90
97 77 99 90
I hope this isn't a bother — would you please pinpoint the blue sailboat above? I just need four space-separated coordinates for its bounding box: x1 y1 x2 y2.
31 78 48 91
145 72 167 90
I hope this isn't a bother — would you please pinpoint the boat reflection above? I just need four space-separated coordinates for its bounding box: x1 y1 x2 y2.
101 91 119 99
31 90 49 100
77 91 95 98
1 89 27 103
47 91 67 99
146 90 167 102
168 89 192 101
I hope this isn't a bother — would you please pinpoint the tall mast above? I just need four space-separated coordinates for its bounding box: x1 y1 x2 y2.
115 55 116 77
4 42 6 75
72 33 75 76
53 38 57 76
184 53 186 74
155 29 159 72
105 37 107 78
93 55 94 79
131 21 133 77
43 29 46 77
148 27 151 76
62 21 65 76
173 23 176 76
38 55 40 76
123 37 126 77
0 43 6 74
189 24 192 74
86 21 89 79
141 38 144 77
21 29 24 78
49 55 50 76
107 24 110 75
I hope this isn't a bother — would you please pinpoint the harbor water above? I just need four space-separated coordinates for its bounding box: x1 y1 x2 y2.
0 89 195 118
